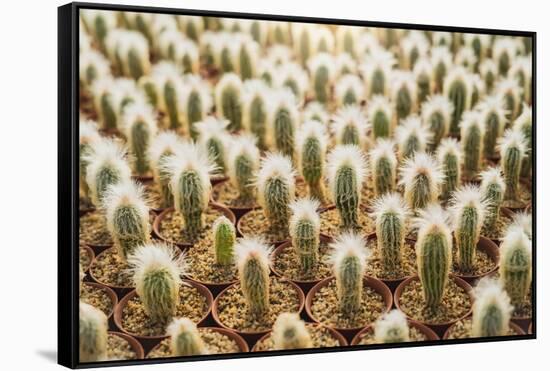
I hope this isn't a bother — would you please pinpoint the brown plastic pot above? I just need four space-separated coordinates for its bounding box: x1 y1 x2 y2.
350 320 439 345
212 280 306 346
88 247 135 299
210 180 259 220
511 314 532 333
251 323 348 351
452 236 500 285
442 317 525 339
152 204 236 250
109 331 145 359
394 275 474 338
80 245 95 273
113 279 214 351
236 209 289 246
305 276 393 342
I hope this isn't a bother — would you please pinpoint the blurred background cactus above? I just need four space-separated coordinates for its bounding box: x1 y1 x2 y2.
369 140 397 197
472 278 513 337
228 134 260 204
480 167 505 230
215 73 243 132
79 302 108 362
122 102 158 176
444 67 472 136
167 318 207 356
195 117 230 176
148 132 181 208
514 106 532 178
421 95 452 150
499 226 532 308
243 79 270 150
273 313 313 350
499 129 527 202
396 116 430 160
297 121 328 202
289 198 321 274
212 216 236 266
437 138 462 201
374 310 410 343
478 95 507 160
331 105 369 148
399 153 443 211
268 88 299 162
367 95 394 140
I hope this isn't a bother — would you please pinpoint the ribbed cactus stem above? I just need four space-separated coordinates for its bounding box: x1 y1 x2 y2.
472 278 513 337
273 313 313 350
445 69 471 135
79 302 108 362
332 105 368 148
236 238 271 315
273 107 295 160
164 80 181 130
213 216 236 266
480 168 504 230
499 227 532 307
167 318 207 356
437 139 461 200
514 107 532 178
461 113 484 180
374 310 410 343
243 80 268 150
206 136 226 174
500 130 526 201
297 121 327 203
177 170 205 237
123 103 157 176
158 151 174 207
216 74 243 132
290 199 321 274
367 96 393 140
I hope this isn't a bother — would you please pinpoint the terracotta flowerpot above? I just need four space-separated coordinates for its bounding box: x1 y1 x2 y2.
80 210 113 254
210 180 259 220
511 315 532 334
88 247 135 299
305 276 393 342
251 324 347 351
80 245 95 273
109 331 145 360
152 204 236 250
442 318 525 339
236 209 289 246
350 320 439 345
394 275 474 337
82 281 118 330
452 236 500 285
113 280 214 352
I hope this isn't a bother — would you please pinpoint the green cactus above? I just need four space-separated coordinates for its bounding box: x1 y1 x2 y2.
273 312 313 350
500 130 526 202
396 116 429 160
236 238 271 315
400 153 442 211
228 135 259 203
123 103 157 176
437 139 462 200
461 112 484 180
195 117 229 176
370 140 396 197
374 310 410 343
368 96 393 139
243 80 268 150
445 68 471 136
298 121 327 202
167 318 206 356
393 74 416 121
272 105 296 162
164 79 182 130
79 302 108 362
499 226 532 307
79 120 101 198
472 278 513 337
289 198 321 274
514 106 532 178
480 168 504 230
480 98 506 159
332 105 367 147
149 133 181 209
309 54 333 104
213 216 236 266
421 95 452 151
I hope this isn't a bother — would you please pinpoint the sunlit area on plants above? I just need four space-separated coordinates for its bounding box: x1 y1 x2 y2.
77 8 534 364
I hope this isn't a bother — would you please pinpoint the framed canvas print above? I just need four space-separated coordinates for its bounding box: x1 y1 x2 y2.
58 2 536 368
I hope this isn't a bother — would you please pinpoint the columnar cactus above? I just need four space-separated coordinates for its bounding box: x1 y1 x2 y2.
292 24 314 66
480 167 505 230
371 193 409 274
477 96 507 159
499 226 532 307
509 56 532 104
513 105 533 178
327 145 368 231
374 310 410 343
335 74 365 107
313 27 335 54
302 101 330 126
511 211 532 241
330 232 369 316
336 26 359 58
80 10 117 52
360 49 396 97
499 129 527 202
497 77 522 123
213 33 236 73
413 58 433 104
122 102 158 176
472 278 513 337
297 120 328 202
421 95 453 150
194 117 229 175
79 120 101 198
167 318 207 356
158 30 199 74
91 78 118 130
235 35 260 80
469 74 484 109
178 15 204 42
128 243 185 323
79 50 111 90
450 185 487 272
257 153 296 232
400 31 429 70
367 95 394 139
105 29 151 80
493 38 518 77
276 63 309 104
399 153 443 211
369 139 397 197
243 79 270 150
444 67 472 135
181 75 213 139
215 73 244 132
395 116 431 160
391 72 418 121
414 204 452 308
151 62 185 130
267 88 299 162
460 111 485 180
289 198 321 273
121 11 154 44
148 132 182 208
228 134 260 203
335 53 356 76
212 216 236 266
455 46 477 72
273 312 313 350
235 237 272 315
437 139 463 201
307 53 335 104
331 105 369 147
79 302 108 362
430 46 452 93
479 59 498 93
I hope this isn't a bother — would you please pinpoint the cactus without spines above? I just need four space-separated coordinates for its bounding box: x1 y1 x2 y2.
374 310 410 343
162 142 215 239
228 134 260 203
235 35 260 80
273 312 313 350
148 132 182 208
479 59 498 93
212 216 236 266
477 95 507 159
302 101 330 126
444 67 472 135
369 139 397 197
297 120 328 202
450 185 487 272
413 58 433 104
121 102 158 176
513 105 532 178
367 95 394 139
194 117 230 175
436 138 462 200
327 145 368 231
371 193 410 274
84 139 132 207
391 71 418 120
79 120 101 198
289 198 321 273
79 302 108 362
330 232 370 316
496 77 523 123
128 243 186 323
307 53 336 104
430 46 453 93
256 153 296 232
103 181 150 260
421 95 453 150
235 237 273 315
180 75 213 140
493 38 519 77
471 278 513 337
335 74 365 107
79 50 111 90
399 153 444 211
243 79 270 150
414 204 452 308
460 110 485 180
510 211 532 241
359 48 396 97
479 167 505 230
395 116 431 160
276 63 309 104
215 73 244 132
499 226 532 307
167 317 207 356
498 129 527 202
331 105 370 148
400 31 429 70
267 88 299 163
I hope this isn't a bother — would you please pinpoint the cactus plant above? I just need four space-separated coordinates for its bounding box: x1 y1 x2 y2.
479 59 498 93
463 34 490 71
151 62 185 130
510 211 532 241
335 52 356 76
395 116 431 160
421 95 453 150
436 138 462 200
178 15 204 42
235 237 273 315
289 198 321 274
331 105 369 147
513 105 532 178
327 145 368 231
307 53 335 104
498 129 527 202
122 102 158 176
374 310 410 343
158 31 199 74
493 38 519 77
509 56 532 104
181 75 213 140
79 302 108 362
497 77 522 123
80 9 117 52
194 117 230 176
313 26 335 54
460 110 485 180
302 101 329 126
167 317 207 356
335 74 365 107
400 31 429 70
297 120 328 202
128 243 186 323
235 35 260 80
227 134 260 203
90 78 118 130
79 120 101 198
367 95 394 139
213 33 236 73
267 88 299 163
414 204 452 308
413 58 433 104
391 72 418 121
336 26 359 58
272 313 313 350
469 74 484 109
292 23 314 66
276 63 309 104
430 46 452 93
477 95 507 159
399 153 443 211
79 50 111 90
105 29 151 80
480 167 505 230
121 11 154 45
472 278 513 337
455 46 477 72
148 132 182 208
215 73 244 132
444 67 472 135
360 48 396 97
369 139 397 197
212 216 236 266
499 226 532 307
243 79 270 150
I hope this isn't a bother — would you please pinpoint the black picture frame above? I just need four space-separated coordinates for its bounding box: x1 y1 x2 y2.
58 2 536 368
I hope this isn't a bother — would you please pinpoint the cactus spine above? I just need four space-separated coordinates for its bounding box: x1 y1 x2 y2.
444 67 472 136
215 73 243 132
167 317 207 356
308 53 335 104
499 226 532 307
235 36 259 80
195 117 229 176
151 62 185 130
374 310 410 343
273 313 313 350
396 116 431 160
437 138 462 200
277 63 309 104
297 121 328 202
391 72 417 121
399 153 443 211
212 216 236 266
228 135 260 203
460 111 485 180
499 129 527 202
79 302 108 362
268 88 299 163
421 95 453 150
513 106 532 178
331 105 369 147
497 77 522 123
122 102 158 175
369 140 397 197
472 278 513 337
243 79 269 149
367 95 394 139
478 96 507 159
289 198 321 274
480 168 505 230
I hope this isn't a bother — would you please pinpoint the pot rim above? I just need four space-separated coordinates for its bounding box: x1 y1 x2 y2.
452 236 500 280
82 281 118 318
442 316 526 339
108 331 145 359
88 247 135 290
350 319 440 345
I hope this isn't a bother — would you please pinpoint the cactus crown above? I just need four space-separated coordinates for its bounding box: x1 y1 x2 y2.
80 119 102 147
194 116 230 175
498 128 527 160
234 35 259 79
499 225 532 306
289 198 321 273
267 88 299 161
367 95 394 139
335 53 357 76
477 95 508 158
496 78 523 119
167 317 207 356
395 115 431 159
430 46 452 86
513 104 532 133
303 101 329 125
148 131 182 174
242 79 270 148
272 312 313 350
276 62 309 103
511 211 532 241
335 74 365 106
105 29 151 79
180 75 213 137
371 192 410 227
421 95 453 147
327 145 368 201
399 153 444 210
369 139 397 196
227 134 260 201
307 52 336 103
400 31 429 69
374 309 410 343
331 105 370 147
498 129 527 201
212 215 237 266
359 48 396 96
472 278 513 337
493 38 520 73
455 46 476 71
336 26 359 57
79 302 108 362
391 71 418 119
215 73 243 131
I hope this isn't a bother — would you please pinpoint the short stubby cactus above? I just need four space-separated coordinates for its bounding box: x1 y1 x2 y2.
374 309 410 343
163 142 215 239
331 105 369 148
292 23 314 66
395 116 431 160
444 67 472 135
235 237 273 315
330 232 369 316
450 185 487 272
498 129 527 202
513 105 532 178
243 79 270 150
421 95 453 150
104 181 150 260
289 198 321 274
256 153 296 232
367 95 394 140
212 215 236 266
267 88 299 163
472 278 513 337
167 317 207 356
194 117 230 176
480 167 505 230
359 49 396 97
399 153 443 211
499 226 532 307
79 120 101 198
327 145 368 231
215 73 244 132
336 26 359 58
414 204 452 308
128 243 186 323
307 53 335 104
371 193 409 274
90 78 119 130
213 32 236 73
228 134 260 203
297 121 328 202
105 29 151 80
122 102 158 176
148 132 182 208
477 95 507 159
335 74 365 107
460 110 485 180
272 312 313 350
84 139 132 207
391 71 418 121
80 9 117 52
400 31 429 70
181 75 213 140
493 38 518 77
436 138 462 200
413 58 433 104
79 302 108 362
369 140 397 197
430 46 452 93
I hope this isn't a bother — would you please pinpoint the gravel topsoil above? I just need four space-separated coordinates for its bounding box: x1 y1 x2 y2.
501 183 532 210
451 245 497 277
80 210 113 246
81 282 115 316
212 181 258 209
90 248 134 288
445 318 521 339
320 207 375 237
272 242 332 282
254 323 341 351
295 180 330 207
106 333 138 360
355 325 428 345
364 238 417 280
159 208 228 245
239 208 290 243
186 234 238 284
80 246 93 272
